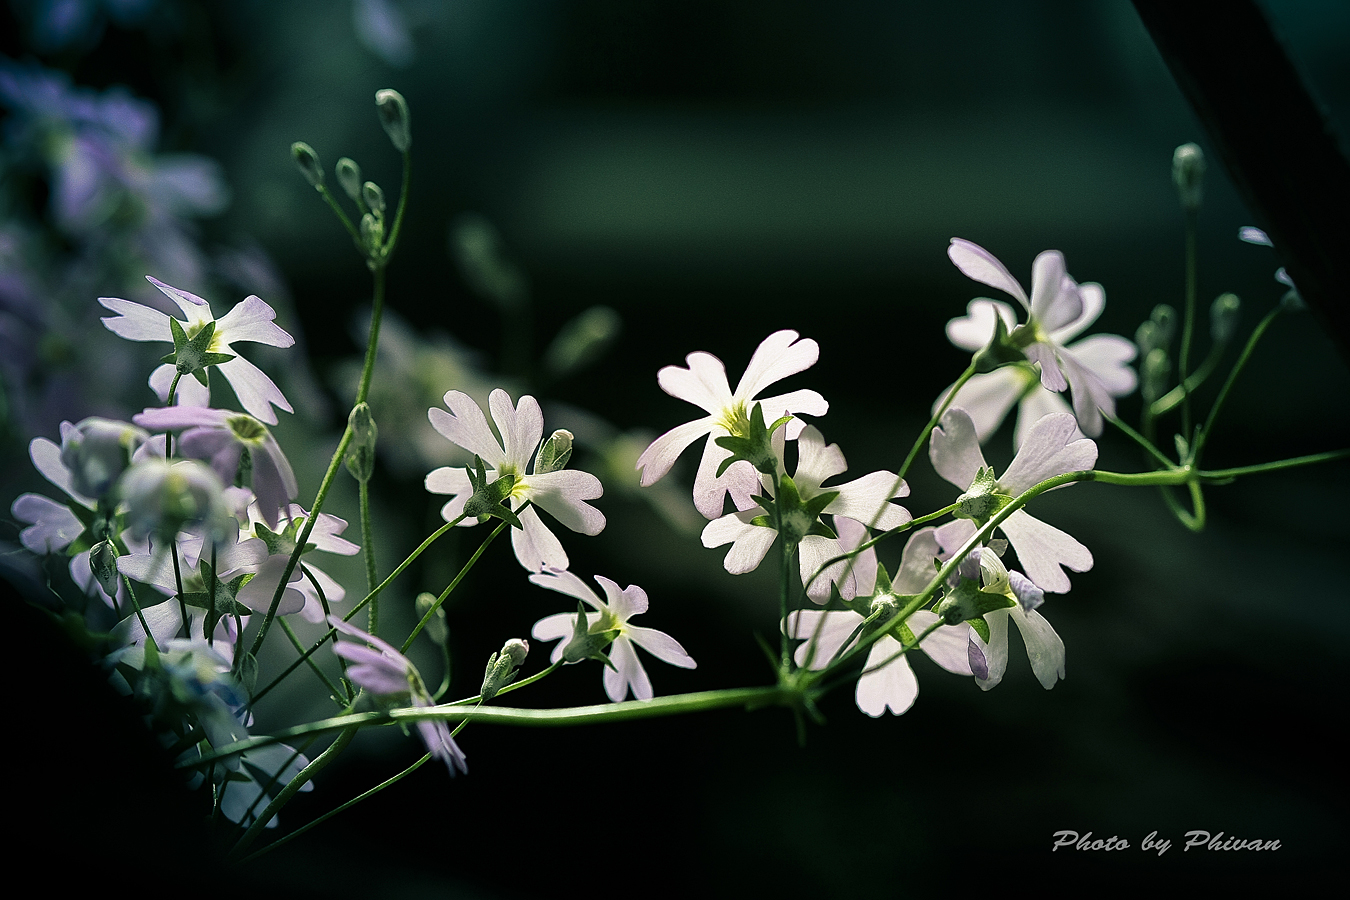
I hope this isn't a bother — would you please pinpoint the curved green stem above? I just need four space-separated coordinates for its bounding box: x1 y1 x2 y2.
402 517 510 653
1194 301 1285 458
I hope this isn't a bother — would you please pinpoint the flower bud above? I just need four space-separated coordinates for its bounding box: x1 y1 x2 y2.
1172 143 1205 211
502 638 529 668
375 88 411 152
61 417 149 499
480 638 530 701
1209 293 1241 344
1141 347 1171 404
336 157 363 204
362 181 386 217
345 403 378 484
90 539 120 600
533 430 573 475
415 592 449 645
291 142 325 188
360 212 384 255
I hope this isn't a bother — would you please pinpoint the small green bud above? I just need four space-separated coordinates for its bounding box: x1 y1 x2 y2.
360 212 384 255
362 181 386 217
502 638 529 669
1141 347 1171 404
1209 293 1241 344
534 430 573 475
415 592 449 645
90 540 121 600
1172 142 1205 211
480 639 530 702
345 403 378 483
375 88 411 152
291 142 325 189
1150 304 1176 348
336 157 363 204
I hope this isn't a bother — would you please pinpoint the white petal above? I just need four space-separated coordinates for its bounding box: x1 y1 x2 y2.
934 367 1028 444
908 610 973 675
532 612 586 663
825 471 910 531
929 408 989 490
973 608 1010 690
999 413 1097 495
528 568 604 610
998 509 1092 594
429 391 506 467
798 534 853 602
893 526 943 594
596 575 647 620
147 276 211 314
948 239 1029 307
657 350 732 414
946 298 1019 352
692 432 759 520
98 296 173 342
13 494 83 553
786 609 861 670
856 637 919 717
1013 389 1077 451
1058 349 1117 437
701 512 775 575
1011 605 1065 689
490 389 543 472
1064 334 1137 395
606 637 651 701
1028 251 1082 331
1025 342 1068 393
214 294 294 347
734 330 820 401
635 417 714 487
511 505 569 573
218 355 292 425
791 425 846 494
1050 281 1105 342
524 470 605 535
148 364 211 408
752 388 829 427
934 518 977 559
627 625 697 669
30 436 88 503
832 516 877 597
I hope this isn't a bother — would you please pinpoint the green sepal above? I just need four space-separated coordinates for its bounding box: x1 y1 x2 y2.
972 313 1028 373
968 615 991 644
236 651 259 696
253 519 316 558
462 455 523 528
956 467 1011 524
561 602 617 670
934 577 1015 627
713 402 788 476
162 318 235 379
775 474 839 545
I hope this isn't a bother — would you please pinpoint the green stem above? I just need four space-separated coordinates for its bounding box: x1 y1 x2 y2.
1178 206 1199 437
382 149 412 261
238 752 431 865
1202 448 1350 479
402 518 510 653
1148 338 1226 416
316 184 363 247
360 478 378 632
1105 415 1176 469
1194 302 1285 458
279 618 347 700
801 502 960 599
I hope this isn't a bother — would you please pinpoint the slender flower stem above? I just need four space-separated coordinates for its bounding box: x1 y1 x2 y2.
237 752 432 864
1105 415 1176 469
1194 301 1285 458
1178 206 1199 437
402 517 510 653
359 478 378 631
1202 448 1350 479
801 502 960 599
1149 338 1226 416
279 618 347 700
316 184 362 247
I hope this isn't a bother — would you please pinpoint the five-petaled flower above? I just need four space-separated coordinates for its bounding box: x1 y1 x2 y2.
99 276 295 424
943 239 1134 439
329 616 468 775
930 407 1096 593
635 329 828 519
424 389 605 573
530 569 696 702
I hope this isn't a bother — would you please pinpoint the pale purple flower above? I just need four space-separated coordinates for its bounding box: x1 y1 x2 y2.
701 425 909 602
329 616 467 775
944 239 1136 438
636 329 829 519
530 569 695 702
1239 226 1300 296
133 405 298 528
930 408 1096 593
99 276 294 424
425 388 605 573
784 520 972 716
245 502 360 623
956 545 1065 690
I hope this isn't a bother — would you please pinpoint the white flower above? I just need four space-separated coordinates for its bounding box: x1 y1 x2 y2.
785 520 971 716
943 239 1136 439
529 569 695 702
425 389 604 573
99 276 295 424
636 329 828 519
701 425 909 602
929 407 1096 593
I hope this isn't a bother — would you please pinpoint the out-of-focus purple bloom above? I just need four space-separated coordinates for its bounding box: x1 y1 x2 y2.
329 616 468 775
353 0 415 67
58 416 148 498
134 405 297 528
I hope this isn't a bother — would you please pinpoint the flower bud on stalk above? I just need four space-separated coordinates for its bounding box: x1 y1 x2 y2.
534 430 573 474
375 89 411 152
480 639 529 702
362 181 386 217
345 403 378 484
1172 142 1206 211
415 592 449 646
90 539 120 600
1141 348 1171 404
291 142 325 189
336 157 363 205
1210 293 1241 344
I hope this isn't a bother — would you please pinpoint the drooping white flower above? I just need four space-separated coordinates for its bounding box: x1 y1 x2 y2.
785 521 971 716
425 388 605 573
930 407 1095 593
956 545 1065 690
701 425 909 602
99 276 295 424
636 330 828 519
942 239 1136 439
530 569 695 702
